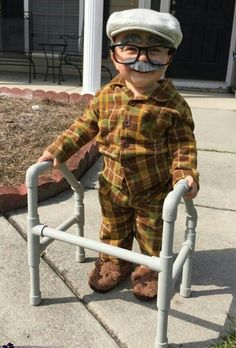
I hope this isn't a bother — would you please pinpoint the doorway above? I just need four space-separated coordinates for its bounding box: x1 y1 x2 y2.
166 0 235 80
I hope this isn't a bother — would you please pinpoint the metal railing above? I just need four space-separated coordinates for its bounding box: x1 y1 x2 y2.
26 161 197 348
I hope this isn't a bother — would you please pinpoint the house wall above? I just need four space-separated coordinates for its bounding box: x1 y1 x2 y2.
109 0 161 13
151 0 160 11
109 0 139 13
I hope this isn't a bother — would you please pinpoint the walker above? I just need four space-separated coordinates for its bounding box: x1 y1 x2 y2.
26 161 197 348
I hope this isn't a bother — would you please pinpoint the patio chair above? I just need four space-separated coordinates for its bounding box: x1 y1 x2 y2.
59 33 113 84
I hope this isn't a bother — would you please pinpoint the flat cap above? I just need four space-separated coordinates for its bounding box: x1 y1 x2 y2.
106 8 182 49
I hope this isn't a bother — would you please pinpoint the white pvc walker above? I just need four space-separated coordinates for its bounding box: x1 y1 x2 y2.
26 161 197 348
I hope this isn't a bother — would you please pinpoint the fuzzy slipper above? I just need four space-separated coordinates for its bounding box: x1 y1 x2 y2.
88 259 132 292
131 265 158 301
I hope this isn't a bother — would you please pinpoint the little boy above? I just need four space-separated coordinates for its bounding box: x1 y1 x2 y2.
38 9 199 301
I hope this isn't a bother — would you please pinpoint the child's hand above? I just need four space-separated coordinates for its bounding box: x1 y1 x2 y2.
184 175 198 199
37 150 60 169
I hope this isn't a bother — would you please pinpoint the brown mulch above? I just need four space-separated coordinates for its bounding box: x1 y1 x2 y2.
0 95 88 187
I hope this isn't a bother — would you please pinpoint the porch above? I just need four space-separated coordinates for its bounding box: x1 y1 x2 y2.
0 54 115 93
0 68 231 95
1 0 235 93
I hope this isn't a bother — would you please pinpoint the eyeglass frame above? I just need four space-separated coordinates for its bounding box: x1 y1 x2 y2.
110 43 176 66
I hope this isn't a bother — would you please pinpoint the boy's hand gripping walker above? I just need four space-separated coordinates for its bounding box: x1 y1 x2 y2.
26 161 197 348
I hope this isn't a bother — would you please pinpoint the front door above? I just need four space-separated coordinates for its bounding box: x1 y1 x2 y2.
0 0 24 52
167 0 235 80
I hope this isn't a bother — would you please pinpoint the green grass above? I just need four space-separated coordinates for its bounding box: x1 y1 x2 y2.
210 313 236 347
210 332 236 347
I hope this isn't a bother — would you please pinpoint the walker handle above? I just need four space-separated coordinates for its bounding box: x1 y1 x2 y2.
162 179 195 222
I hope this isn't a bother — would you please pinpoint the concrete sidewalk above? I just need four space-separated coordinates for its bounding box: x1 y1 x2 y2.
0 90 236 348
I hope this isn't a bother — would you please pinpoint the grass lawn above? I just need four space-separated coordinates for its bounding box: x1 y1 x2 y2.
210 332 236 347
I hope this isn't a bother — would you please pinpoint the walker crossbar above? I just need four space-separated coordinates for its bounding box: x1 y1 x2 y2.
32 224 162 272
26 161 197 348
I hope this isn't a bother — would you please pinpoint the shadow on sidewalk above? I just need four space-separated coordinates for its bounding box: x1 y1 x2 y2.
42 247 236 340
169 247 236 347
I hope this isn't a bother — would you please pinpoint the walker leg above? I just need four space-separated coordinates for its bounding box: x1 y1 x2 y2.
76 243 86 262
29 266 41 305
180 253 192 298
27 181 42 306
28 233 41 305
74 190 85 262
156 221 175 348
180 216 196 298
155 305 169 348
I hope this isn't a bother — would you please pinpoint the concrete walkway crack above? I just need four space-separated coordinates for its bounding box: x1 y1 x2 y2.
4 213 125 348
198 148 236 155
42 254 127 348
193 203 236 213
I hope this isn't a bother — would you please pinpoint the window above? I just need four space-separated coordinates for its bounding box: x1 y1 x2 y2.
30 0 80 51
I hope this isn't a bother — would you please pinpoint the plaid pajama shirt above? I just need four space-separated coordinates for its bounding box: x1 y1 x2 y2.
47 75 199 261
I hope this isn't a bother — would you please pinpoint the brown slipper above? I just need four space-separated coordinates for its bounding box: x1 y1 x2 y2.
88 259 132 292
131 265 158 301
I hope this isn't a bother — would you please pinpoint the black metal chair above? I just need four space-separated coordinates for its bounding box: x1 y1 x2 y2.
59 33 113 84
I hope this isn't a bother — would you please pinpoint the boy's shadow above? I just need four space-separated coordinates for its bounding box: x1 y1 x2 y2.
153 248 233 345
81 248 235 312
83 248 236 340
41 248 235 347
168 247 236 347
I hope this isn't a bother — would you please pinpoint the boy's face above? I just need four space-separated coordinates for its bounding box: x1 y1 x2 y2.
110 30 172 93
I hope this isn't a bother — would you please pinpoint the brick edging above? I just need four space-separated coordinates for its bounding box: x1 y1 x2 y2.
0 86 93 104
0 87 99 213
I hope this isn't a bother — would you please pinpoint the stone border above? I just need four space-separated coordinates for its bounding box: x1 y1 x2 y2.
0 86 93 104
0 87 99 213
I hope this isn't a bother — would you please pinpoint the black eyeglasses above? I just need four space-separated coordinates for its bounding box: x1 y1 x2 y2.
110 43 174 66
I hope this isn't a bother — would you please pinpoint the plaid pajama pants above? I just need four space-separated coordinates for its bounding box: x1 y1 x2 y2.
98 174 172 264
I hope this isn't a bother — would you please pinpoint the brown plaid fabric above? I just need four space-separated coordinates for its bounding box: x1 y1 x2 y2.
47 75 199 194
98 173 171 262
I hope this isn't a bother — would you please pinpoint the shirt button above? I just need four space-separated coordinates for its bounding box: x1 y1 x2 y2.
122 140 129 148
123 119 131 127
129 101 136 107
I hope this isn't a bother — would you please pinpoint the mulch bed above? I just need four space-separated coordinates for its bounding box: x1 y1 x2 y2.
0 95 88 187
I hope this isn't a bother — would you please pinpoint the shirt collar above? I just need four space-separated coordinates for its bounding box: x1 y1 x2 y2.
108 75 175 103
